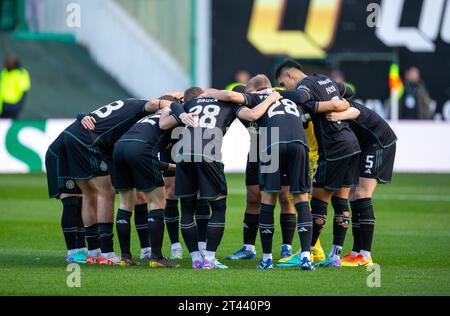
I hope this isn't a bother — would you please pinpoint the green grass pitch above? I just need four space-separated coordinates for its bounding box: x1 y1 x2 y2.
0 173 449 296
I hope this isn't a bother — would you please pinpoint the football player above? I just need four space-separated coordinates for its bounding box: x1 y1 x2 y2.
325 100 397 267
160 87 282 269
110 95 184 267
58 97 196 265
276 60 360 268
45 135 95 264
226 84 298 261
209 75 349 270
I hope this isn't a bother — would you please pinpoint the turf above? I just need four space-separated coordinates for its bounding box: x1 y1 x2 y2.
0 173 449 296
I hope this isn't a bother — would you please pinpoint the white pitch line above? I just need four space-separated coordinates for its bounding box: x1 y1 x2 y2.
226 189 450 202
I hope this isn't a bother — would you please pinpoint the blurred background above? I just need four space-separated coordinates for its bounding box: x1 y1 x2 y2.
0 0 449 173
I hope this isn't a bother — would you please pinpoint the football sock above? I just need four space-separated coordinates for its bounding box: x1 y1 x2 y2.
243 213 259 249
360 250 371 260
331 196 350 247
88 248 100 257
198 241 206 251
357 198 375 254
190 251 203 263
350 200 361 254
148 209 165 259
164 199 180 244
206 198 227 252
61 197 80 251
172 242 182 251
310 198 328 247
141 247 151 256
195 199 211 243
116 209 132 257
280 213 296 246
180 197 198 253
75 197 86 249
263 253 272 261
204 250 216 262
329 244 343 260
98 222 114 254
244 244 256 252
259 203 275 256
295 201 313 253
135 203 150 249
85 224 99 252
300 251 311 261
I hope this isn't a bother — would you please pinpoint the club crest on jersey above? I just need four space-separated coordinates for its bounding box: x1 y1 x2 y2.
100 161 108 172
65 180 75 190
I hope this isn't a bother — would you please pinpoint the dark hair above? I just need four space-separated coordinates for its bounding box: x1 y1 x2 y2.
275 59 303 80
184 86 204 103
232 85 247 93
159 95 179 103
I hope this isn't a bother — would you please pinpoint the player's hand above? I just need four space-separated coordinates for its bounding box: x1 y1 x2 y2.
267 91 282 103
168 163 176 172
180 113 199 128
81 116 96 130
325 112 341 122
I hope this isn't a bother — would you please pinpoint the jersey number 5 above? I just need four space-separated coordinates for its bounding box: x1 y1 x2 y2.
92 100 125 118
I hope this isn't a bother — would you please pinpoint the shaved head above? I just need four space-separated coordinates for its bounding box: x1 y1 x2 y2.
246 74 272 92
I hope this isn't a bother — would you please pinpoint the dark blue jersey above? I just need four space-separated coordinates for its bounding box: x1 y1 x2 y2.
172 97 244 161
348 101 398 149
65 99 148 155
294 75 361 161
242 93 308 151
117 112 172 157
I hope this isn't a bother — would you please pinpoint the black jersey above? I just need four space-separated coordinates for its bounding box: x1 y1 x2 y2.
65 99 148 153
242 93 308 151
294 75 360 161
349 101 398 149
116 112 172 157
173 97 244 161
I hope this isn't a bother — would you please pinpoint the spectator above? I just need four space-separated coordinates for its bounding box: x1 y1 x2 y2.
0 55 31 119
226 68 251 90
400 67 432 120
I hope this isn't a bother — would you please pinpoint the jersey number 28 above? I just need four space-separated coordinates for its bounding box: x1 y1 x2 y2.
190 105 220 128
268 99 300 118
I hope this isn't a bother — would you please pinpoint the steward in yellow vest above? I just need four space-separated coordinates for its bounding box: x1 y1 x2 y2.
0 56 31 118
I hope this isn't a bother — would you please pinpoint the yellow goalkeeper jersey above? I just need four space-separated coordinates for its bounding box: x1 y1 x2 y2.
305 121 319 177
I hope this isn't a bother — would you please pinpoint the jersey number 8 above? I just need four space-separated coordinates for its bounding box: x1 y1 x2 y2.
190 105 220 128
92 100 125 118
268 99 300 118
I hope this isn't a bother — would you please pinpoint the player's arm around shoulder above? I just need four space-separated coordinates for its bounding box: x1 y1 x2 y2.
203 90 246 104
316 98 350 113
237 91 282 122
159 104 199 130
326 106 360 123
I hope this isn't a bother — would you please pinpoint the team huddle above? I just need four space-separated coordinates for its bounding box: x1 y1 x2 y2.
45 60 397 270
